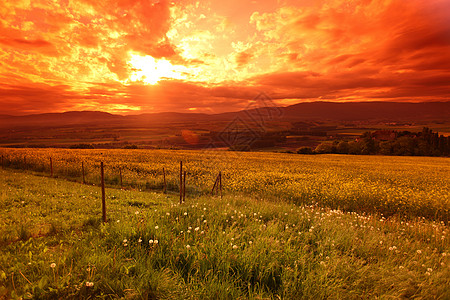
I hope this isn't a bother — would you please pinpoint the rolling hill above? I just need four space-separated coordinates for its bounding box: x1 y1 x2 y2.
1 101 449 130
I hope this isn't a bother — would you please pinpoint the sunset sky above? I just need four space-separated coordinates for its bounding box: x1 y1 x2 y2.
1 0 450 115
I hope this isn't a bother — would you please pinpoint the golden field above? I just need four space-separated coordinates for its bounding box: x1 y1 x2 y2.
1 148 449 220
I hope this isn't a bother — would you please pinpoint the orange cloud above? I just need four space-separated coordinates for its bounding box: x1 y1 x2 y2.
0 0 449 115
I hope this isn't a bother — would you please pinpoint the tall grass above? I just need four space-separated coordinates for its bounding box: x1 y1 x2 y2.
1 148 449 221
0 169 448 299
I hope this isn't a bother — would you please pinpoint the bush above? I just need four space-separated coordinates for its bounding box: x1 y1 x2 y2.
336 141 349 154
297 147 313 154
314 143 336 154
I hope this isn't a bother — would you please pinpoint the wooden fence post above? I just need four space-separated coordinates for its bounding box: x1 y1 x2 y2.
50 157 53 177
183 170 186 202
211 173 219 196
119 168 123 189
219 171 223 199
82 162 86 184
101 162 106 223
179 161 183 204
163 167 167 193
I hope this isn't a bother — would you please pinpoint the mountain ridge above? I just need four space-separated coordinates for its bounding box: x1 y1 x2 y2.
0 101 449 129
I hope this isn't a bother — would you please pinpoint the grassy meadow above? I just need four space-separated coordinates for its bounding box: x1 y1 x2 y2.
1 148 449 220
0 148 449 299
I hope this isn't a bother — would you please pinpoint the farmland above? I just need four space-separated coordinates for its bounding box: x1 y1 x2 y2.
0 148 449 299
1 102 450 151
0 148 449 220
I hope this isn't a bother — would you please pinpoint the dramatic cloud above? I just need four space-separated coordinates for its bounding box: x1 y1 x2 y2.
0 0 449 115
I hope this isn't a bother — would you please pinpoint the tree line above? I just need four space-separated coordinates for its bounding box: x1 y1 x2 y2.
298 127 450 156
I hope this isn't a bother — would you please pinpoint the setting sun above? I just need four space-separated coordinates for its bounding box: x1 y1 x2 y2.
127 53 188 85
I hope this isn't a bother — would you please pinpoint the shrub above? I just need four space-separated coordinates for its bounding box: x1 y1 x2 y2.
297 147 314 154
314 143 336 154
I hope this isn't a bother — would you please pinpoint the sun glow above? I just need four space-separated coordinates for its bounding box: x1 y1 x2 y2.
127 53 188 84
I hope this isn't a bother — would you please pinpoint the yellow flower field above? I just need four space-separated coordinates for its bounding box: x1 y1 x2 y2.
1 148 449 220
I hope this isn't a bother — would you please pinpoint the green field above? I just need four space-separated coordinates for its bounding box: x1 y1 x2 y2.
0 149 449 299
1 148 449 220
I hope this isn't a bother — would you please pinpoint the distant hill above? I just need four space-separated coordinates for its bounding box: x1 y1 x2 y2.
0 101 449 130
281 101 450 121
0 111 123 129
0 111 217 129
